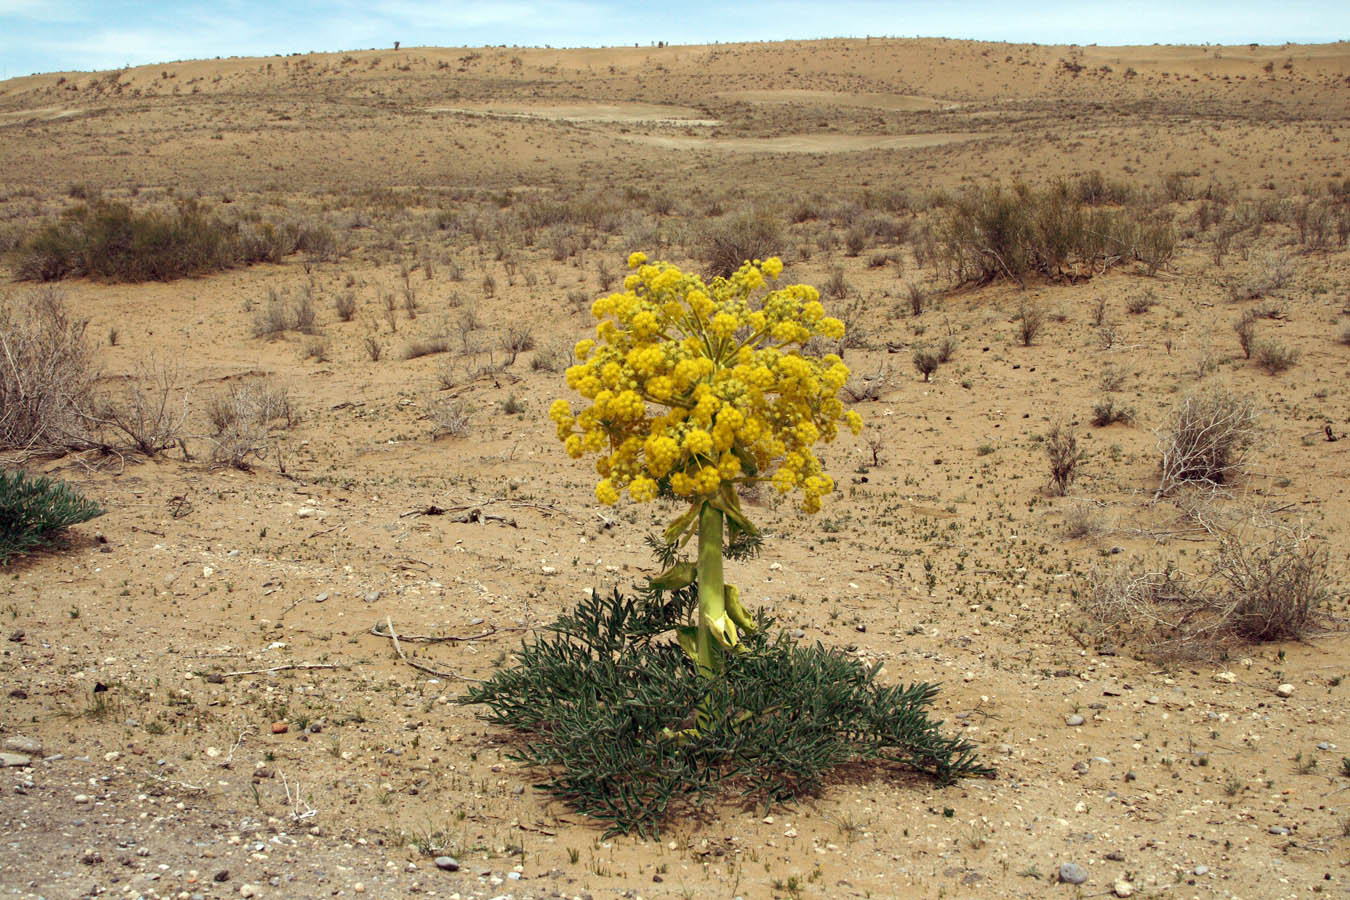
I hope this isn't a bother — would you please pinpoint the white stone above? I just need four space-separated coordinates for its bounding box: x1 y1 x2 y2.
1114 881 1134 897
1213 671 1238 683
1275 683 1294 698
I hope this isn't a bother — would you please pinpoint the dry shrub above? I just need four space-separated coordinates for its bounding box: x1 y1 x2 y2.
1045 422 1083 495
700 209 783 279
1229 251 1294 301
334 291 358 322
906 282 926 316
1156 386 1258 497
912 347 939 382
1251 339 1299 374
1084 527 1330 658
92 358 190 456
1233 310 1256 359
841 366 887 402
401 335 451 360
431 399 472 437
206 380 294 469
0 287 97 456
530 341 570 373
1090 396 1134 427
1062 505 1105 539
1015 299 1046 346
500 327 536 366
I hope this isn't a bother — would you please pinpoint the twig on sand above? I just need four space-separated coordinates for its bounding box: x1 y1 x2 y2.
211 663 341 678
379 616 483 682
369 621 512 643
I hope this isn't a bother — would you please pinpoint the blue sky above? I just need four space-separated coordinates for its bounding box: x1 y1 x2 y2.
1 1 1346 79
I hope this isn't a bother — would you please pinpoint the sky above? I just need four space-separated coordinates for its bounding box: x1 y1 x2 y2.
0 0 1346 79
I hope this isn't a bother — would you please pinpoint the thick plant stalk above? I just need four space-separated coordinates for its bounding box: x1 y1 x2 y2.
695 501 725 679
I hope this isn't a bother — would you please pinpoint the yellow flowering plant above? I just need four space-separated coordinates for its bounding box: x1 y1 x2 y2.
550 252 862 685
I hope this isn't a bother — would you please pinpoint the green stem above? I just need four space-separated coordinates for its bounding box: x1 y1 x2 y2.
695 500 725 680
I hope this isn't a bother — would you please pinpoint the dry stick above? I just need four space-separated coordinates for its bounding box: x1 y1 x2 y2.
214 663 341 678
278 596 307 619
382 616 483 682
369 622 505 643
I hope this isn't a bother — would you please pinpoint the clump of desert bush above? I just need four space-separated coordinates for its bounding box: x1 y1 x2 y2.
1091 395 1135 427
1251 339 1299 374
1156 385 1259 498
0 288 97 456
430 399 472 437
89 358 190 456
1084 525 1332 658
205 380 295 469
937 180 1175 285
252 287 322 339
0 469 103 564
1228 250 1294 301
912 347 940 382
1045 422 1083 495
10 199 335 283
699 209 784 278
465 583 990 837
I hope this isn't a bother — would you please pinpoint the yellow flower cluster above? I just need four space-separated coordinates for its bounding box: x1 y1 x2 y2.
550 255 863 514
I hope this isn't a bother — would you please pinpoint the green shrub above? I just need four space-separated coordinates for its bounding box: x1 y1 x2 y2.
0 469 103 564
465 585 988 837
938 181 1175 285
10 199 320 283
912 347 940 381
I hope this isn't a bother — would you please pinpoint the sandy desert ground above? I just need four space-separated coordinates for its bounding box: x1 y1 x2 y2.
0 37 1348 900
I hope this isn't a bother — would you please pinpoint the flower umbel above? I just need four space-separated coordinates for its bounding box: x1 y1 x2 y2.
553 256 862 517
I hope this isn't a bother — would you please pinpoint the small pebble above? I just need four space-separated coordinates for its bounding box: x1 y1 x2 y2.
1275 683 1294 698
239 885 260 898
1058 862 1089 885
1268 825 1290 835
1114 881 1134 897
1193 865 1209 876
1066 714 1085 727
434 856 460 872
314 592 328 604
4 736 43 754
271 721 289 734
0 752 32 767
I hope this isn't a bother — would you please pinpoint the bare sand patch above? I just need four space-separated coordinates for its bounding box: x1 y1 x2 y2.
0 106 82 125
618 130 982 153
718 89 952 111
425 101 719 126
